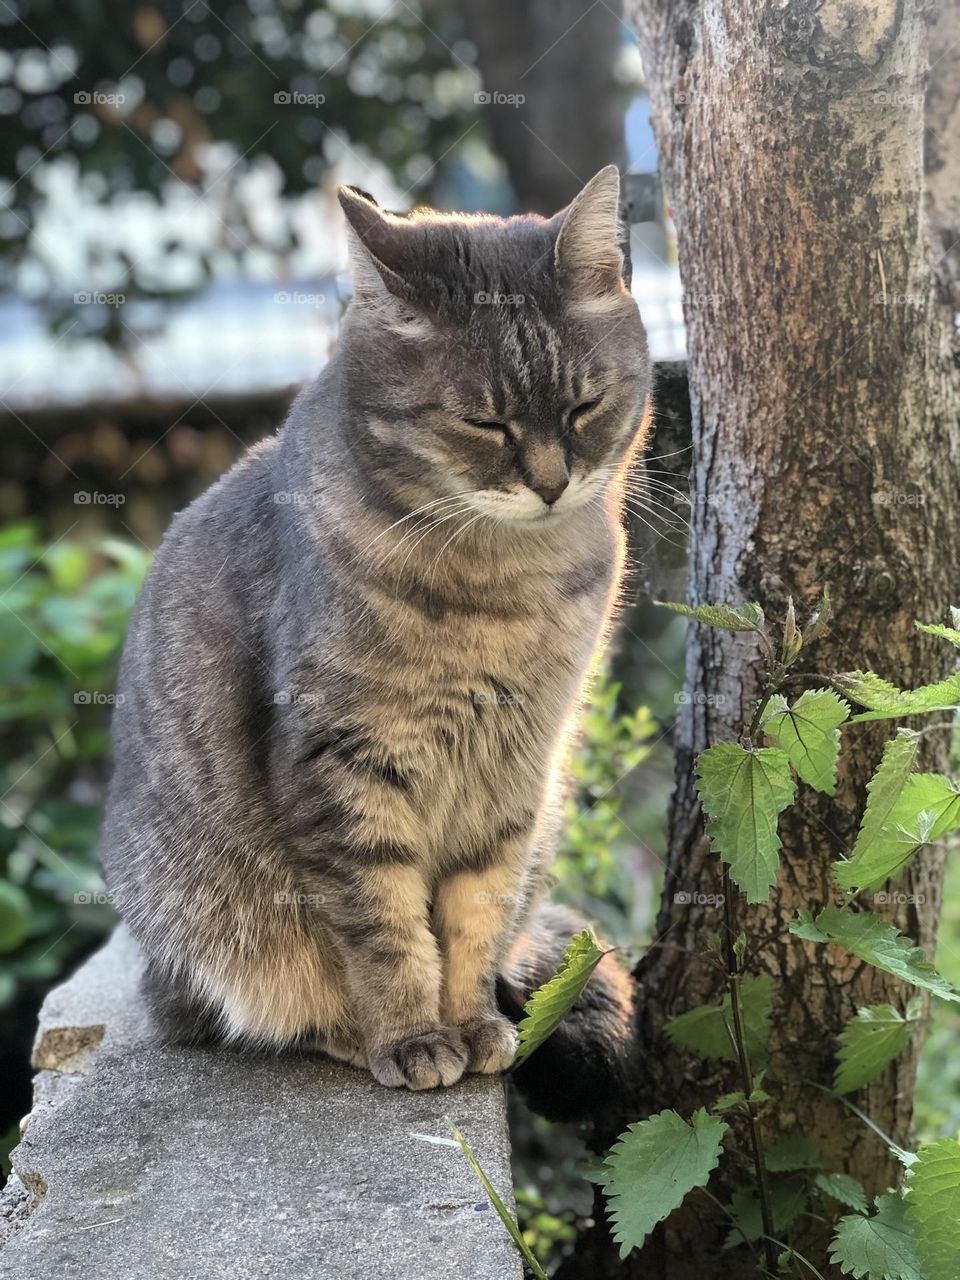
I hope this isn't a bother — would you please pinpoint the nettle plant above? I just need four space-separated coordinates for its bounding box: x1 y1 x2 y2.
451 596 960 1280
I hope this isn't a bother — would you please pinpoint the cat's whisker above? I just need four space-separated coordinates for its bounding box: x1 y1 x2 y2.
624 493 692 530
621 501 689 548
358 494 474 559
426 512 489 594
392 506 477 587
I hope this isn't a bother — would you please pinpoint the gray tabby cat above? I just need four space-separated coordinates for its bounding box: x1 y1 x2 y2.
102 164 650 1092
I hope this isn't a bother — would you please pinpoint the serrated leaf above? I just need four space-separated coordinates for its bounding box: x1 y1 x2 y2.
829 1193 923 1280
834 1000 923 1095
834 671 960 722
446 1120 548 1280
834 730 922 893
665 973 774 1069
893 774 960 841
695 743 796 902
764 687 850 795
600 1108 727 1257
789 906 960 1003
765 1134 823 1172
723 1176 808 1248
815 1172 870 1214
916 615 960 649
513 929 604 1065
905 1137 960 1280
656 600 765 632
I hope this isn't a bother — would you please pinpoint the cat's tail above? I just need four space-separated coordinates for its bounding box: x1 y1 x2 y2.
496 902 635 1122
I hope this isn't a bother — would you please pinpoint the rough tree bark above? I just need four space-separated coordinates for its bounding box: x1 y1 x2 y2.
579 2 960 1276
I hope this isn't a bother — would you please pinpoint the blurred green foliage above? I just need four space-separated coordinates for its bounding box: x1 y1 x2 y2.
554 672 656 908
0 522 150 1006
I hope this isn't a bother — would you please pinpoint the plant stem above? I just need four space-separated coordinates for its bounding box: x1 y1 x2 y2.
719 675 786 1275
721 861 778 1276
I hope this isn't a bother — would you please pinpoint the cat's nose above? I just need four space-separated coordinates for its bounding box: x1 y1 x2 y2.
532 476 570 507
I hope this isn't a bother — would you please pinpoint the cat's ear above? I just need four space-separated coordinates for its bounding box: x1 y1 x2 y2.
338 185 414 303
552 166 624 302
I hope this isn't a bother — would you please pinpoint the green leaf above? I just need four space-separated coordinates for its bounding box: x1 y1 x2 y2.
803 585 833 645
0 881 31 954
0 609 39 683
815 1172 870 1214
655 600 765 632
695 743 796 903
763 687 850 795
829 1193 923 1280
723 1176 808 1248
513 929 604 1065
665 973 775 1069
834 670 960 722
789 906 960 1003
916 612 960 649
446 1120 548 1280
834 1000 923 1095
905 1137 960 1280
834 730 922 893
765 1134 823 1172
600 1108 727 1257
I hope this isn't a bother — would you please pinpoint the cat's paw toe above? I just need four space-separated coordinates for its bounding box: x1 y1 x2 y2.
461 1014 517 1074
370 1027 468 1090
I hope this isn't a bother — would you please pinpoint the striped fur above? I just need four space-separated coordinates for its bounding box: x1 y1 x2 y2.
102 167 651 1090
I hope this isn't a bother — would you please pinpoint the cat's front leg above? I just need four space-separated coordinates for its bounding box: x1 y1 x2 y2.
434 853 530 1074
321 861 469 1090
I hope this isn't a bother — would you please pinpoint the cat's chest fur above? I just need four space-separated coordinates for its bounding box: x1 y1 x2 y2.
349 569 613 856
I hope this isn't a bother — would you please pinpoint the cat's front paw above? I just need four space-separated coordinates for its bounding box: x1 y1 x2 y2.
460 1013 517 1074
369 1027 468 1090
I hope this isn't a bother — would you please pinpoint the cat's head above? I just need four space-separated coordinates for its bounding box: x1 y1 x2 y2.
337 167 650 526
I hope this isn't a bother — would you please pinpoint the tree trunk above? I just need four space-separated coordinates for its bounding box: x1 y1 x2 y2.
458 0 627 213
594 2 960 1275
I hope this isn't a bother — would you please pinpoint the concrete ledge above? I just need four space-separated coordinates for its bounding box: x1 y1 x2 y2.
0 928 521 1280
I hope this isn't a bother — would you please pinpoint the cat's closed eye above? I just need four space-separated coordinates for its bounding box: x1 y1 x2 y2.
462 417 512 443
567 396 604 429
